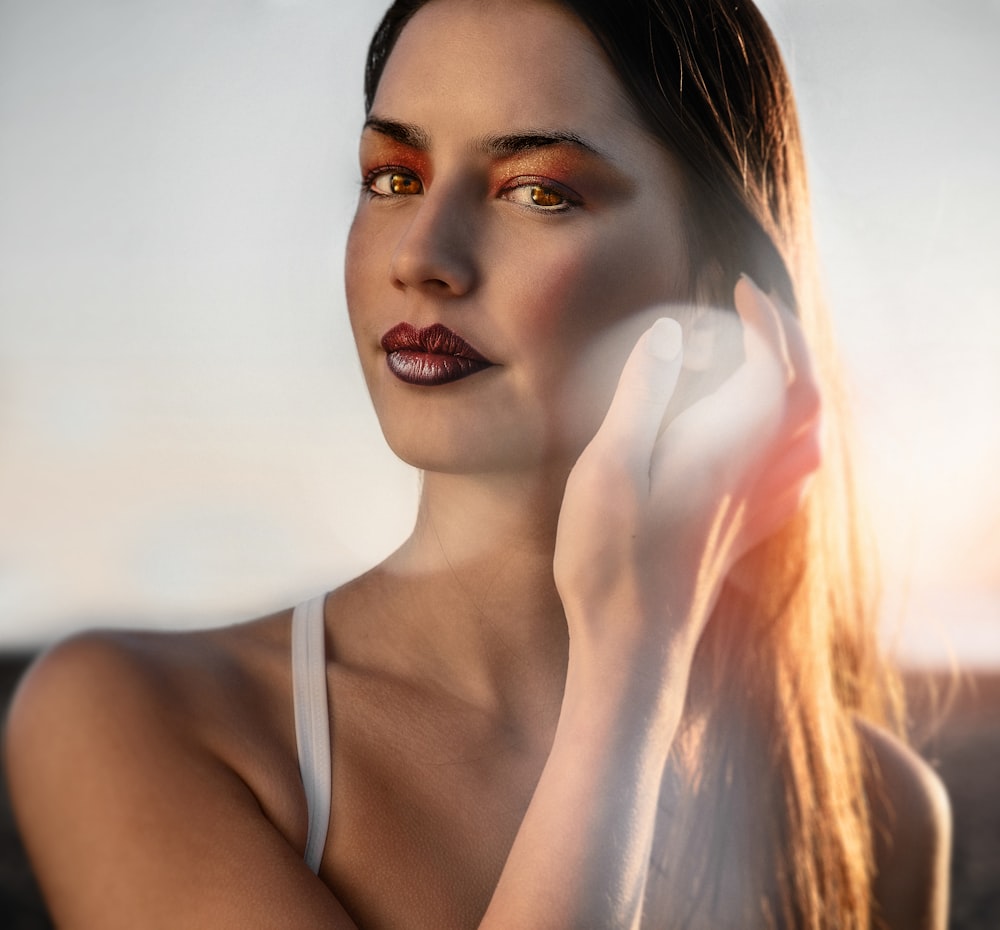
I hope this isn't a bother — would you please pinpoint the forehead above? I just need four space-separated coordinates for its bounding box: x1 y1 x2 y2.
372 0 644 145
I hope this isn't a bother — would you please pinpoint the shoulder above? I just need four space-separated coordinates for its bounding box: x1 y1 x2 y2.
3 620 285 820
4 616 302 805
1 615 338 927
4 628 200 777
854 717 952 930
5 617 289 763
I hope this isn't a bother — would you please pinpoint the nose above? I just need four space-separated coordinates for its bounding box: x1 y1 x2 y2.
389 187 478 297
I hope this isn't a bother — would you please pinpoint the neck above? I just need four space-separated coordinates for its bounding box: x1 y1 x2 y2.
370 466 572 719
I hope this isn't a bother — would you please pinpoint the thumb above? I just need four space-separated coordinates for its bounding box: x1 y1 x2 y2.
591 317 684 467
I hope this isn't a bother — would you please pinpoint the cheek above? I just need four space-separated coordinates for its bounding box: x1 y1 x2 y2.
494 223 689 456
500 221 688 372
344 213 375 322
506 246 596 349
344 211 394 371
343 212 393 409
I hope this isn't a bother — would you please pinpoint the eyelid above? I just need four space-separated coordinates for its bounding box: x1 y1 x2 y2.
360 164 582 212
498 176 582 212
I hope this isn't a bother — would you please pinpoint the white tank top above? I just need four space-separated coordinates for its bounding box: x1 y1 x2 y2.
291 594 332 874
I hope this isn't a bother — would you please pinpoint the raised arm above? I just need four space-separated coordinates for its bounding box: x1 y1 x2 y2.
478 276 822 928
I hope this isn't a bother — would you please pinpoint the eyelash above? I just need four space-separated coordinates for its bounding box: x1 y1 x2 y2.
499 176 580 213
360 167 581 213
361 166 421 200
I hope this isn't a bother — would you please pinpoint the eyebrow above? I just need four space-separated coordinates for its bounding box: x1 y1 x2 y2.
364 117 431 150
363 116 613 163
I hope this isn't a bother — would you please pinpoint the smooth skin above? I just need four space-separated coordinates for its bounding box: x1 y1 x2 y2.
5 1 950 927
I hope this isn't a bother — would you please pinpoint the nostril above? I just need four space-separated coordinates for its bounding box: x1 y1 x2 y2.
387 194 479 297
389 234 477 296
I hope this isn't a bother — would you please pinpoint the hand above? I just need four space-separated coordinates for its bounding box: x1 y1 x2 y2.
553 275 822 665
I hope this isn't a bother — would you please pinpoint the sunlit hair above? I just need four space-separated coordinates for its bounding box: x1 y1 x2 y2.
365 1 904 926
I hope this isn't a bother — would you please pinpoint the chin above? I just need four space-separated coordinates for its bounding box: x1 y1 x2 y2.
382 421 580 481
385 435 529 476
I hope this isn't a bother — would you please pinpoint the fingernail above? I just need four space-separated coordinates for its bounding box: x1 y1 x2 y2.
648 317 682 361
738 272 764 296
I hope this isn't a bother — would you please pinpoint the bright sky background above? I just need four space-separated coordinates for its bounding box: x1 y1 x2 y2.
1 0 998 665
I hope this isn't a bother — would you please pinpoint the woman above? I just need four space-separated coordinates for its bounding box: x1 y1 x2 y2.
4 0 950 927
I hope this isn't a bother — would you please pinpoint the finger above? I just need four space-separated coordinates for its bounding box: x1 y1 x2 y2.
744 476 812 547
750 420 823 503
738 276 821 428
734 275 824 439
664 281 788 462
733 274 791 380
591 317 684 468
772 299 822 427
724 482 807 599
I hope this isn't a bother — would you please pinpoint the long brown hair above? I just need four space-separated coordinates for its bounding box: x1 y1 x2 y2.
364 2 904 926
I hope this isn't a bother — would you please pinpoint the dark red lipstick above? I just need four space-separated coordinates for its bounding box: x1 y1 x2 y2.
380 323 494 386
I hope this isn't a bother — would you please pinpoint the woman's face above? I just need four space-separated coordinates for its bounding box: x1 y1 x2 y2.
346 0 691 477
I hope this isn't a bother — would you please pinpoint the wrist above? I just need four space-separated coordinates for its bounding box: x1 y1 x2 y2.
563 596 702 679
561 632 693 745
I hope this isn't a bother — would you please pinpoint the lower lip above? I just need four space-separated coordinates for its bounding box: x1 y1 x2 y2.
385 350 493 386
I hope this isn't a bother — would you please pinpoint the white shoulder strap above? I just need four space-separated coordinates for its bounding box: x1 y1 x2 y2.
292 594 332 874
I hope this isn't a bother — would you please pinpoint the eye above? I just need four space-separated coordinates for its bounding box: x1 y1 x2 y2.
365 168 424 198
501 180 579 212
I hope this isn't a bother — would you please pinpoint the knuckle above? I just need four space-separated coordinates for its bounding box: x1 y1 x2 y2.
798 377 822 419
567 451 641 510
782 373 821 430
803 430 823 474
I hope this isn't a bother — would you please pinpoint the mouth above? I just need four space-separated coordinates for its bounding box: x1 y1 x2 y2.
380 322 495 386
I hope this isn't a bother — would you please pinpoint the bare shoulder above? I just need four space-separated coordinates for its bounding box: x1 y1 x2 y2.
4 619 294 798
4 628 221 802
3 617 355 928
854 717 952 930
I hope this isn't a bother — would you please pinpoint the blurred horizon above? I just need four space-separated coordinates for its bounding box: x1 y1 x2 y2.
1 0 998 665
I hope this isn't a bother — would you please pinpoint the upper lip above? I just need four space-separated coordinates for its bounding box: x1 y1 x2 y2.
380 323 492 362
